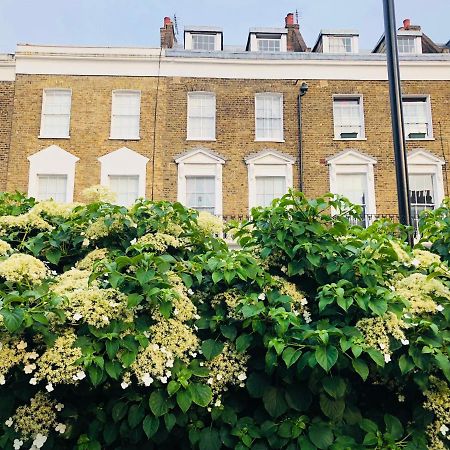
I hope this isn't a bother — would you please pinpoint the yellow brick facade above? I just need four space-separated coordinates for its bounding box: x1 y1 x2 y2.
4 73 450 217
0 81 14 191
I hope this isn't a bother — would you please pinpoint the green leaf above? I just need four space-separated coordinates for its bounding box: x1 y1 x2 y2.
352 358 369 381
164 413 176 432
368 298 387 316
120 350 137 368
112 402 128 422
127 293 143 308
236 334 253 353
105 340 120 360
241 302 265 318
398 354 415 374
199 428 221 450
188 383 212 407
143 415 159 439
105 361 122 380
46 247 61 264
220 324 237 341
282 347 302 368
88 365 103 386
285 385 312 412
320 394 345 421
263 386 288 418
384 414 404 441
149 390 169 417
128 404 145 429
201 339 224 360
0 308 24 332
322 376 346 399
212 271 223 284
136 268 155 285
367 348 385 367
315 345 339 372
435 353 450 382
309 423 334 449
167 380 180 396
246 372 269 399
176 389 192 413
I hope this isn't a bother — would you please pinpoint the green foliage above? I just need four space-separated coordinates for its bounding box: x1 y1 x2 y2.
0 191 449 449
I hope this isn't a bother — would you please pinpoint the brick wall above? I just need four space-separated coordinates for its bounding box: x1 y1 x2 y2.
6 75 450 216
0 81 14 191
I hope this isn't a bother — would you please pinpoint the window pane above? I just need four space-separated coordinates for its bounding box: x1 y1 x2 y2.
192 34 216 51
398 36 416 54
409 173 435 228
257 39 281 52
334 173 367 206
109 175 140 206
111 91 141 139
329 36 352 53
41 90 71 137
255 94 283 140
402 98 429 138
333 97 363 138
187 93 216 140
255 176 286 207
37 175 68 202
186 176 215 214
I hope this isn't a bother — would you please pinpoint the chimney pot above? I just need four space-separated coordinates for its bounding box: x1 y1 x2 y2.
164 16 172 26
403 18 411 29
285 13 295 26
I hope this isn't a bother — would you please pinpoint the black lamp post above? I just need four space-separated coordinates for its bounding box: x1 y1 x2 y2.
298 82 308 192
382 0 414 245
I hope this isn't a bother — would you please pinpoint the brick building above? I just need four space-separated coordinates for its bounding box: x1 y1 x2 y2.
0 14 449 224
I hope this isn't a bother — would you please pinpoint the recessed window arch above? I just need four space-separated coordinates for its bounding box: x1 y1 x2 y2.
28 145 79 203
98 147 149 206
327 149 377 224
245 149 295 211
175 148 225 216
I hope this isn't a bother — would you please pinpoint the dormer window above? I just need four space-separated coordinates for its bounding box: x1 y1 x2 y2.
247 28 287 52
398 36 416 53
328 36 353 53
184 27 223 51
312 31 359 54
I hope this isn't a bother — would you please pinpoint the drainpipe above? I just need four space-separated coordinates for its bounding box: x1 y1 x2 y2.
297 82 309 192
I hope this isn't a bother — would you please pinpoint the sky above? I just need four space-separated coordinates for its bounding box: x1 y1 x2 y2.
0 0 448 53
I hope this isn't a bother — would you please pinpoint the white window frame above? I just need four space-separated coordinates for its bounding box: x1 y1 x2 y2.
39 88 72 139
249 33 287 52
98 147 149 205
397 35 422 54
110 90 141 140
333 95 366 140
245 150 295 211
322 35 359 54
187 92 216 141
255 93 284 142
407 149 445 209
28 145 79 203
175 148 225 216
327 150 377 216
402 95 433 140
185 32 222 51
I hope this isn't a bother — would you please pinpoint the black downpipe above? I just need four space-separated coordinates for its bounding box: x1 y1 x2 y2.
382 0 413 245
297 82 308 192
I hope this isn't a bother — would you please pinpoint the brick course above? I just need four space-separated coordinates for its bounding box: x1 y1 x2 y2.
0 81 14 191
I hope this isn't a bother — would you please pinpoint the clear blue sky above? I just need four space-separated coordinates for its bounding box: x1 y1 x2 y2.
0 0 448 53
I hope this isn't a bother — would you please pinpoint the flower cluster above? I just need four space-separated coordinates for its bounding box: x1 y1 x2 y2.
394 273 450 315
50 268 93 296
32 331 83 385
412 248 442 269
75 248 109 270
271 275 310 323
424 376 450 449
211 289 244 319
0 339 29 385
10 392 57 442
84 214 125 241
0 253 48 285
167 273 198 322
135 232 182 253
197 212 223 235
63 287 131 327
356 312 407 361
30 200 78 218
0 239 12 256
81 184 117 203
206 343 249 406
0 212 53 235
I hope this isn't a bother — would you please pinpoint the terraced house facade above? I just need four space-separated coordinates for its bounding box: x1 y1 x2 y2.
0 14 449 223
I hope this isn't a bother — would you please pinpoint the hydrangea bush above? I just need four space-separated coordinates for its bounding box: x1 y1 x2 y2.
0 190 449 450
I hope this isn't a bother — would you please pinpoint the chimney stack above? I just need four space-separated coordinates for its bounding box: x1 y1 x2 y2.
285 12 308 52
285 13 295 26
160 16 177 49
403 18 411 29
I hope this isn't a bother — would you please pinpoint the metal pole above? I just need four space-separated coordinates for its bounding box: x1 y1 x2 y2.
297 82 308 192
382 0 413 245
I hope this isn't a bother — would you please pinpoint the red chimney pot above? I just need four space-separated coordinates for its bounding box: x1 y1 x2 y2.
164 16 172 26
285 13 295 26
403 18 411 29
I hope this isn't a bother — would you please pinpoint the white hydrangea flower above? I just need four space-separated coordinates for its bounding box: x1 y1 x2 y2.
72 370 86 381
55 423 66 434
13 439 23 449
258 293 266 300
237 373 247 381
29 377 37 385
0 374 5 385
165 359 174 368
216 374 223 380
5 417 13 427
159 376 168 384
398 394 405 402
401 339 410 345
437 305 444 312
121 381 129 389
45 382 54 392
32 433 47 449
82 238 90 247
130 238 137 245
16 341 27 350
55 403 64 412
27 352 39 360
440 424 449 436
142 373 153 387
73 313 83 321
384 354 391 363
411 258 420 268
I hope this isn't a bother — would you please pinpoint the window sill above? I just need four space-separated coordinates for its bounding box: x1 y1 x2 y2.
333 137 367 141
109 136 141 141
38 135 70 139
254 139 285 143
186 138 217 142
406 137 435 141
